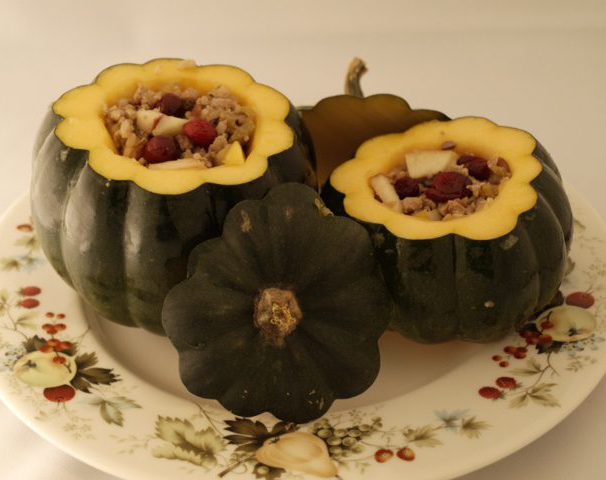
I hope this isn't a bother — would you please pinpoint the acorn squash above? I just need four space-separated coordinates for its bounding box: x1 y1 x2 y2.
31 59 315 334
162 184 389 422
326 117 573 343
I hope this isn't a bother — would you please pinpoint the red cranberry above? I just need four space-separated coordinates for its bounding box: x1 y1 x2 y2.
184 119 217 147
479 387 502 400
424 188 450 203
19 286 41 296
142 136 179 164
433 172 472 194
43 385 76 403
457 155 491 181
513 351 526 359
158 93 183 116
499 361 509 368
394 177 420 199
565 291 595 308
503 346 516 354
425 172 471 202
492 355 502 362
496 377 517 389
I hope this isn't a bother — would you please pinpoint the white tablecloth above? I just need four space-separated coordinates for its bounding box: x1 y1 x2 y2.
2 1 606 478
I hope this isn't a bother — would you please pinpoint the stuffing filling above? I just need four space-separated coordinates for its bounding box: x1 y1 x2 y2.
370 143 511 221
104 84 255 169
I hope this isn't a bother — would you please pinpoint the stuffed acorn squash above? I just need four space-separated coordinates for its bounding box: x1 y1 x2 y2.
324 117 572 343
162 184 390 422
31 59 315 335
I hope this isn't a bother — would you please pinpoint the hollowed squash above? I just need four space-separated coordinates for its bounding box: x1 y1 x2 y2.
32 59 315 334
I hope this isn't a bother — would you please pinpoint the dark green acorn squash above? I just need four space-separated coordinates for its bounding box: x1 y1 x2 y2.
162 183 390 422
300 58 449 186
31 59 315 335
324 117 573 343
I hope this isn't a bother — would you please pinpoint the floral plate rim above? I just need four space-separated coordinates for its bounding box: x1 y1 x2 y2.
0 190 605 480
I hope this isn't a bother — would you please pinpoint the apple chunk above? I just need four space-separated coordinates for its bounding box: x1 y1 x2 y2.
136 110 163 133
136 110 188 136
152 115 188 136
370 175 402 212
219 141 245 166
405 150 459 179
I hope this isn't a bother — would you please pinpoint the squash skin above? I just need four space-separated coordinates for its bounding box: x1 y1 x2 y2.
32 105 315 335
162 184 390 422
323 143 572 343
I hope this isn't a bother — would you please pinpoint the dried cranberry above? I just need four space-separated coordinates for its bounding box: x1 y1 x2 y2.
394 177 420 199
458 155 491 181
142 136 179 164
433 172 471 195
184 119 217 147
158 93 183 116
425 172 471 202
424 188 456 203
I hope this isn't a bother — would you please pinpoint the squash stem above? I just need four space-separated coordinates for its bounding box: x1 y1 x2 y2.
254 288 303 347
344 58 368 98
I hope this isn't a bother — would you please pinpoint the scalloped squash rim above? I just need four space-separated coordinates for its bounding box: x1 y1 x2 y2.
52 58 295 195
330 117 543 241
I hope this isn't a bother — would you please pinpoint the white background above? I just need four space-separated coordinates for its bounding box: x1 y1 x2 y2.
1 0 606 478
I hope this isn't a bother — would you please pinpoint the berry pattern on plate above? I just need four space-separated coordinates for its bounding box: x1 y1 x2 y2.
476 223 605 409
0 222 42 272
0 249 141 435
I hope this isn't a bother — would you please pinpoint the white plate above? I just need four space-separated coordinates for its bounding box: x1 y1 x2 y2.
0 191 604 480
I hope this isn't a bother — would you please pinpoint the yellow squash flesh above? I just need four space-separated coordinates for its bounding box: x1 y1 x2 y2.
330 117 543 240
53 59 294 195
